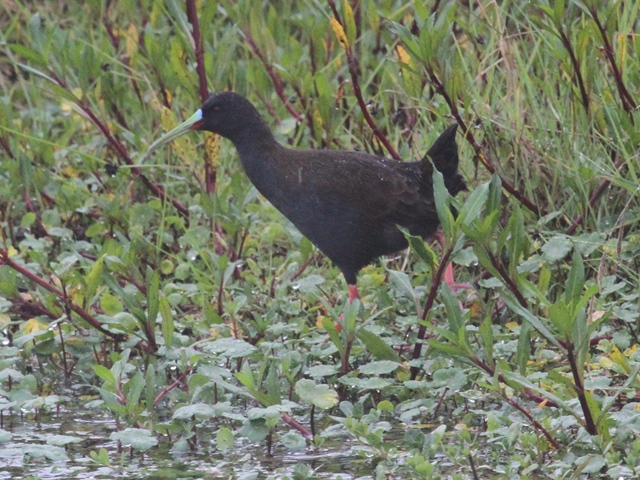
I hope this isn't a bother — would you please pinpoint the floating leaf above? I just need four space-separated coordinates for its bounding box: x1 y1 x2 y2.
295 379 339 409
110 428 158 451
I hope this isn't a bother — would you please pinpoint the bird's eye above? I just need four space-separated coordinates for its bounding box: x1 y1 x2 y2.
212 106 220 112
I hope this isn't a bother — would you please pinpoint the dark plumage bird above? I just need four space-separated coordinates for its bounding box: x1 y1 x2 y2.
146 92 465 300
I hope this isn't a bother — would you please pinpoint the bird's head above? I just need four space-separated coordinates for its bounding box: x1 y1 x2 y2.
144 91 261 157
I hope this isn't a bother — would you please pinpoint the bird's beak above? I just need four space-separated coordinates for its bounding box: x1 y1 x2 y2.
144 109 203 156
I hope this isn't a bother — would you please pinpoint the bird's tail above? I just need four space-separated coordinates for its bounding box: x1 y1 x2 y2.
423 124 466 195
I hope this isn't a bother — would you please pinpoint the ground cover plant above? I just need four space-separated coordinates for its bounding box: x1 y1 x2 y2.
0 0 639 478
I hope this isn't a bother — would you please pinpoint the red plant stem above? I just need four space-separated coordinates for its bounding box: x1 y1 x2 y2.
589 8 636 113
185 0 208 102
566 344 597 435
501 391 560 449
557 30 590 114
185 0 217 196
243 33 303 121
281 413 313 438
486 250 528 307
328 1 401 161
155 367 194 406
0 252 121 339
410 247 452 379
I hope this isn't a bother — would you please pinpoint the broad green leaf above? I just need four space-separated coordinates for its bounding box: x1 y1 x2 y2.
93 365 115 385
388 270 417 302
548 300 572 339
541 235 572 262
110 428 158 451
458 181 489 226
45 435 82 446
216 427 234 451
358 360 400 375
356 328 401 362
203 338 256 358
295 379 338 409
84 255 104 305
400 228 437 271
173 404 216 419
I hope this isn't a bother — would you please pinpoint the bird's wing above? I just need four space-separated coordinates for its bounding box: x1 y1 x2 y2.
291 150 437 229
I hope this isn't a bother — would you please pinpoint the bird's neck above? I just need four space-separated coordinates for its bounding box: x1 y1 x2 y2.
233 127 276 158
229 122 283 194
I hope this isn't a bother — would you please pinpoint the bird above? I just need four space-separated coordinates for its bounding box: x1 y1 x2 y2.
146 91 466 302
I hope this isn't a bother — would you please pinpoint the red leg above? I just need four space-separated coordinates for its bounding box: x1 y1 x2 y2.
348 284 360 303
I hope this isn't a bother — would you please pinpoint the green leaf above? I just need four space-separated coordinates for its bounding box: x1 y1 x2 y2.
159 297 174 348
125 370 144 415
295 379 339 409
8 43 47 66
458 181 489 226
45 434 82 446
516 321 532 374
216 427 234 451
84 255 104 305
401 228 437 271
501 293 561 348
358 360 400 375
173 404 216 419
548 300 572 339
432 170 454 240
110 428 158 451
356 328 401 362
145 365 155 412
388 270 417 302
322 316 343 354
584 390 610 441
507 206 528 275
479 315 494 366
441 283 464 334
93 365 115 385
146 270 160 327
204 338 256 359
565 249 585 304
282 432 307 451
426 340 468 357
342 0 357 47
552 0 566 24
541 235 572 262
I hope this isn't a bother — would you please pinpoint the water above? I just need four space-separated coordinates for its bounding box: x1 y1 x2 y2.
0 406 374 479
